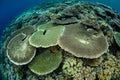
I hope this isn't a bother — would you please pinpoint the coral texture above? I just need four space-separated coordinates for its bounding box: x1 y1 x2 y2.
62 57 83 76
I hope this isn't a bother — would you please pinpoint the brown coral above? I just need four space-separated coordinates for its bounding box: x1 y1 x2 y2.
7 33 36 65
4 26 36 49
73 66 96 80
58 23 108 58
97 54 120 80
84 57 103 67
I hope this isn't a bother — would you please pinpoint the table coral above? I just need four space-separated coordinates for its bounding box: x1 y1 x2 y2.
6 33 36 65
37 22 55 31
58 23 108 58
4 26 36 49
28 50 62 75
29 24 65 48
2 1 120 80
114 32 120 47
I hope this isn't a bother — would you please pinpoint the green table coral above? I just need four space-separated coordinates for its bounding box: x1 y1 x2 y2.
29 25 65 48
28 50 62 75
37 22 55 31
114 32 120 47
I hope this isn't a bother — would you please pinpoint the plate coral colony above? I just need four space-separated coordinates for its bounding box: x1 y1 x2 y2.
2 2 120 80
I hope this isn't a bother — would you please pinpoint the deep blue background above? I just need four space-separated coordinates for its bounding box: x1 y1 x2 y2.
0 0 120 36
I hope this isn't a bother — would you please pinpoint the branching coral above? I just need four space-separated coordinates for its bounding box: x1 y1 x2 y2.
97 54 120 80
62 57 83 76
73 66 96 80
97 69 112 80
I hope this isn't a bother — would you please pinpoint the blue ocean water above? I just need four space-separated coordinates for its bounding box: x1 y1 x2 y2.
0 0 120 36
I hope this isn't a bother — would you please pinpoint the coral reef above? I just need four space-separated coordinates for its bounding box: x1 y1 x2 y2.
62 57 83 76
1 1 120 80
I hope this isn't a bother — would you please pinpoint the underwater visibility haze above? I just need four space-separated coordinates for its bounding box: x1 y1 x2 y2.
0 0 120 80
0 0 120 35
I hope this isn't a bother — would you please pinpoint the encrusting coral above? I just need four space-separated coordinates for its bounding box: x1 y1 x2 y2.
62 57 83 76
58 22 108 58
29 23 65 48
28 50 62 75
6 33 36 65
